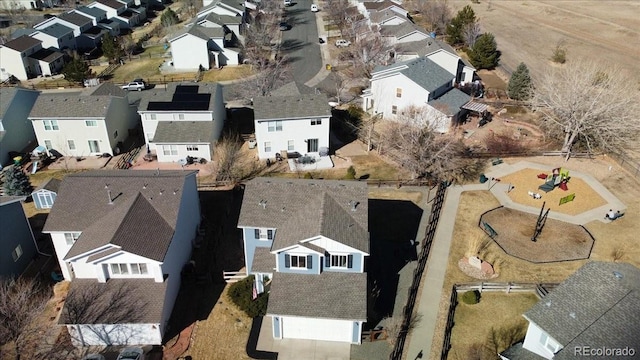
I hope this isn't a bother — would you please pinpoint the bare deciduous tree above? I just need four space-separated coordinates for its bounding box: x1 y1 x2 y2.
345 34 394 78
212 134 244 182
325 0 351 37
119 34 138 61
419 0 452 35
0 277 50 360
532 60 640 160
462 21 482 48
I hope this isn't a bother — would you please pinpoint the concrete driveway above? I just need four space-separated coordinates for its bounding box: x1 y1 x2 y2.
281 0 323 83
256 316 351 360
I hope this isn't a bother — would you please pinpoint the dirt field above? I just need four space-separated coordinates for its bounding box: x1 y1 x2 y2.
449 1 640 84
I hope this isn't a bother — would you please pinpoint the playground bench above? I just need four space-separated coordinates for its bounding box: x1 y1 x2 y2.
492 158 503 166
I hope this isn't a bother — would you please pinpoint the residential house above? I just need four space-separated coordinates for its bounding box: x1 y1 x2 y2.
75 6 108 26
0 36 43 80
29 83 139 157
0 0 57 10
361 57 472 132
362 0 407 18
500 261 640 360
196 12 242 40
0 196 40 278
169 24 240 70
394 38 476 84
238 178 369 343
45 170 201 346
88 0 126 21
0 87 40 167
380 22 430 45
252 95 330 160
198 0 244 18
137 82 226 163
369 10 409 26
30 23 77 50
35 12 93 37
31 177 61 210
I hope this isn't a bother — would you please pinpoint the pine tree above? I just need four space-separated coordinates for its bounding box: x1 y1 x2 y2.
3 165 33 196
101 33 123 62
161 8 179 28
467 33 500 69
507 62 533 100
446 5 476 46
62 55 91 83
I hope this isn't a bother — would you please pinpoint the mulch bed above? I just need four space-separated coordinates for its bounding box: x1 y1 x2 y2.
480 207 595 263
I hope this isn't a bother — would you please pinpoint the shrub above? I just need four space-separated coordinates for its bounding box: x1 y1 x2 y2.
303 172 313 179
345 166 356 179
227 275 268 317
551 43 567 64
460 290 481 304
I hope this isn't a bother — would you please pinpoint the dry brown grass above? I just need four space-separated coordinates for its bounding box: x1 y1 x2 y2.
368 187 423 204
182 284 252 360
500 168 607 215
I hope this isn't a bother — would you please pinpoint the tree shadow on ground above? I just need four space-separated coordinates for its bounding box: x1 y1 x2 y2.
367 199 423 327
163 188 245 342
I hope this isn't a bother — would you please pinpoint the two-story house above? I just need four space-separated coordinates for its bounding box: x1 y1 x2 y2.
0 196 41 278
0 35 62 80
138 82 226 162
169 24 240 69
500 261 640 360
30 23 77 51
29 83 139 157
197 0 244 18
361 57 471 132
46 170 201 346
253 95 330 160
238 178 369 343
0 87 40 167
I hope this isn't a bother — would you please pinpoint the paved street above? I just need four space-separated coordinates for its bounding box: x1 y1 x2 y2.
281 0 323 84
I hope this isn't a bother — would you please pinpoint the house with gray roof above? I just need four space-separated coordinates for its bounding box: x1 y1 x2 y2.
169 23 241 70
361 57 473 132
252 95 331 160
0 196 40 278
0 87 39 167
138 82 226 163
501 261 640 360
0 35 49 80
238 177 369 343
28 82 139 157
197 0 244 18
31 177 61 209
45 170 201 346
30 22 76 50
379 21 430 44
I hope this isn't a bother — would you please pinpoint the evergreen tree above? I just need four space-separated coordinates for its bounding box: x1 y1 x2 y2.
467 33 500 69
101 33 123 62
61 55 91 83
446 5 476 46
3 165 33 196
507 62 533 100
161 8 179 28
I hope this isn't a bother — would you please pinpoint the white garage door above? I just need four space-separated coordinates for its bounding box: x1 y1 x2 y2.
281 317 353 343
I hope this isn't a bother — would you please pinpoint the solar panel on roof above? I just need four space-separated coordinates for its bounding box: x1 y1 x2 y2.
147 101 210 111
175 85 200 94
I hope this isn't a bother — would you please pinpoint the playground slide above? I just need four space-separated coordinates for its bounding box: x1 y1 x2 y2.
31 161 38 174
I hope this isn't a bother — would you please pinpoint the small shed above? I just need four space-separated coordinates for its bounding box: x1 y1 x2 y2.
32 178 61 209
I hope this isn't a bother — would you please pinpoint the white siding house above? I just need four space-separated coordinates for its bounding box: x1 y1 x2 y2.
29 83 139 157
0 87 40 167
30 23 76 50
253 95 331 160
169 25 240 70
138 82 226 162
197 0 244 18
0 35 43 80
238 178 369 344
44 170 201 346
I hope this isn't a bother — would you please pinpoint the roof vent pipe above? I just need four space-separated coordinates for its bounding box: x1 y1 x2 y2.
349 200 359 211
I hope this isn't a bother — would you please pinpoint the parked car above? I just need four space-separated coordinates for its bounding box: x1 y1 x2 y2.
310 4 318 12
122 79 148 91
335 39 351 47
279 22 290 31
116 347 144 360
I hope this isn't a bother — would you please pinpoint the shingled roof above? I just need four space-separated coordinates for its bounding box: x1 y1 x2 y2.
44 170 197 261
238 178 369 253
373 57 453 93
1 35 41 52
30 93 114 118
34 178 61 193
138 82 221 112
267 272 367 320
152 121 214 143
253 95 330 120
428 88 470 116
523 261 640 359
58 11 93 27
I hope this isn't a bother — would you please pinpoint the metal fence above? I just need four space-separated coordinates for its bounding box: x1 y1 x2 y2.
389 181 448 360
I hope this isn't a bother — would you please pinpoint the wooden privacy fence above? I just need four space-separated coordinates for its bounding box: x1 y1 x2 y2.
440 282 558 360
389 181 448 360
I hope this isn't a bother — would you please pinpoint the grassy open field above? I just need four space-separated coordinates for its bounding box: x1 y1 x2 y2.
449 0 640 85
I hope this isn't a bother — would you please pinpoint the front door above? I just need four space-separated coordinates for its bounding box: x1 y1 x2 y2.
307 138 318 153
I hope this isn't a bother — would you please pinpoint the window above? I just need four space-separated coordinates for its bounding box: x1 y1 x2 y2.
64 232 81 245
264 142 271 152
163 145 178 156
331 255 347 267
12 245 23 262
311 119 322 126
267 121 282 132
113 130 118 139
396 88 402 98
67 140 76 150
540 332 559 353
37 192 54 208
44 140 52 150
392 106 398 114
290 255 306 268
254 229 273 240
110 263 129 275
187 145 199 152
130 263 148 275
88 140 100 153
287 140 294 151
43 120 59 130
85 120 98 127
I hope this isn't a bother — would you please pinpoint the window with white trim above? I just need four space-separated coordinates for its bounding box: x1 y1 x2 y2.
130 263 148 275
396 88 402 98
290 255 306 268
254 228 273 240
287 140 294 151
64 232 81 245
264 141 271 152
43 120 59 131
12 244 23 262
331 255 347 267
311 119 322 126
187 145 199 151
392 105 398 114
67 139 76 150
44 140 52 150
267 121 283 132
163 145 178 156
85 120 98 127
539 332 560 353
110 263 129 275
